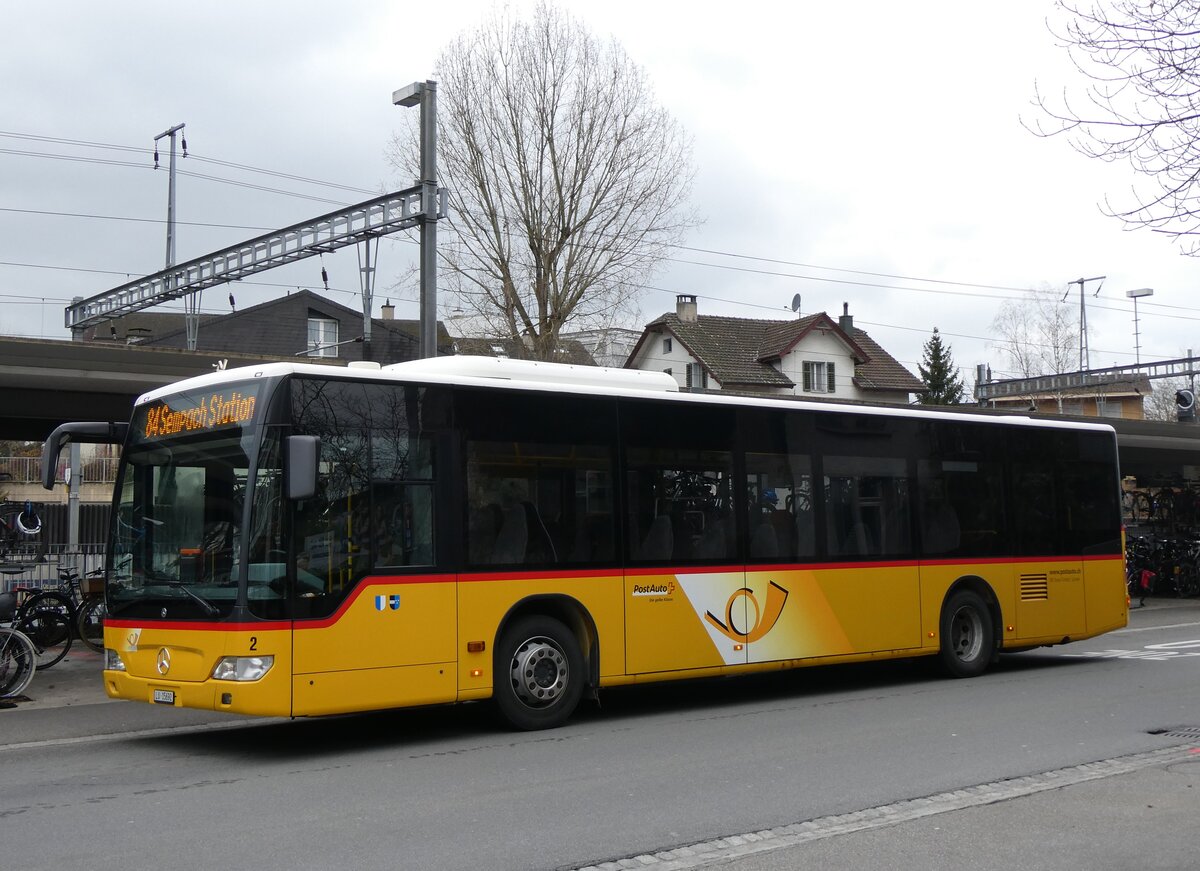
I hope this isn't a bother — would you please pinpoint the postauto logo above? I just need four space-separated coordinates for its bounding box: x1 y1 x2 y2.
705 581 789 643
632 580 676 597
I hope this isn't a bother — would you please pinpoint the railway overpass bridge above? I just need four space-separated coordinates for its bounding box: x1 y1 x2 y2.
0 336 340 441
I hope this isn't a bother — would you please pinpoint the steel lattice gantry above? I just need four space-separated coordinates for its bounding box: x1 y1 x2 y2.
975 356 1200 402
64 186 447 331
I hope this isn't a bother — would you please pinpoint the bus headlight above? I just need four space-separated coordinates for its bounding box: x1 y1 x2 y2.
104 649 126 672
212 655 274 682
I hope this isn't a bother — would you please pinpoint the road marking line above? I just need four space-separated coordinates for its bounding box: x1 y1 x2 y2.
1113 620 1200 634
572 743 1200 871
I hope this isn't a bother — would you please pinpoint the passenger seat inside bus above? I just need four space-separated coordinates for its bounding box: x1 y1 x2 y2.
750 521 779 559
639 514 673 561
491 504 528 564
521 501 557 563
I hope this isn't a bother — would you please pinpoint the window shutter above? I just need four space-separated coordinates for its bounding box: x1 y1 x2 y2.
827 362 836 393
686 364 693 389
802 362 813 392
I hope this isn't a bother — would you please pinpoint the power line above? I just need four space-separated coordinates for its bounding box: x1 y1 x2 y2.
0 129 1190 364
3 130 1190 322
0 130 377 194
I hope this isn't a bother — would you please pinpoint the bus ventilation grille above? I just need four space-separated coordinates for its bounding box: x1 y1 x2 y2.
1019 574 1049 601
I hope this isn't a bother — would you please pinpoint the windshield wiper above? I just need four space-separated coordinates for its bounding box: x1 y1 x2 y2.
163 581 221 617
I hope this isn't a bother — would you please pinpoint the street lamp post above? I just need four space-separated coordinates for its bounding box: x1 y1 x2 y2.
393 80 439 359
1125 287 1154 365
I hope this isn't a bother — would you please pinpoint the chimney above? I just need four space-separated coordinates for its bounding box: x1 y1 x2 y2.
677 294 698 323
381 299 395 320
839 302 853 332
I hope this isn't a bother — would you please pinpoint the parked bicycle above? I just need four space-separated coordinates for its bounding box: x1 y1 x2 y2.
0 620 36 699
1124 533 1200 603
1126 534 1157 605
15 564 106 654
0 579 72 670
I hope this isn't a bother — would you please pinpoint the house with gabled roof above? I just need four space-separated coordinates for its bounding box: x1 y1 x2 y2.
454 335 598 366
79 289 454 362
625 295 925 405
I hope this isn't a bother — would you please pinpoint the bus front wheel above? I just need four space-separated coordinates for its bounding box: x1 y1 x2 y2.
495 615 584 731
938 589 994 678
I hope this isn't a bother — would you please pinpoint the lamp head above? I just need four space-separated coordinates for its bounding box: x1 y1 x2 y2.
393 82 424 107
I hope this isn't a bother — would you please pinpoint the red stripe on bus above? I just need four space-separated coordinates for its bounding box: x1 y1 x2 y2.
106 618 292 632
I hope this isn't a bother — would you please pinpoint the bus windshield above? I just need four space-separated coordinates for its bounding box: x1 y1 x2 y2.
109 381 276 619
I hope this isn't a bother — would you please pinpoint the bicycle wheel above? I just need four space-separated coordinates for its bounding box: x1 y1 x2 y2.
20 590 75 623
76 596 106 653
1130 492 1151 525
18 607 72 669
0 627 36 698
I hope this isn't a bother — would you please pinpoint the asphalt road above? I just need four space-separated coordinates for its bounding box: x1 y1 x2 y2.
3 598 1199 871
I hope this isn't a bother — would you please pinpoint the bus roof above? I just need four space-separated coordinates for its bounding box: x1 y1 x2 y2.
135 356 1116 436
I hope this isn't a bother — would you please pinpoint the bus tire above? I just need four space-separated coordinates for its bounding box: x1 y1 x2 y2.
938 589 994 678
495 615 584 731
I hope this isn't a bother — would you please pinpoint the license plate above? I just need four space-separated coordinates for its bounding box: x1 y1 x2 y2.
152 689 176 705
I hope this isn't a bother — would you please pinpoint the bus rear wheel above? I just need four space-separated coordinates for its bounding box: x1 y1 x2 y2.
939 589 994 678
495 615 584 731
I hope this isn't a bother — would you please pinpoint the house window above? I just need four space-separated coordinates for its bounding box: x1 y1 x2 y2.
307 318 339 357
663 338 673 354
802 361 836 394
663 368 673 377
686 363 708 390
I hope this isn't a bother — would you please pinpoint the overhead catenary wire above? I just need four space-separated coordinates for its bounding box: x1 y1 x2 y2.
0 127 1188 369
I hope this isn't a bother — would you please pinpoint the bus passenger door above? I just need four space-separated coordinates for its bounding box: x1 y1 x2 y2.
625 566 750 674
624 504 749 674
286 383 458 715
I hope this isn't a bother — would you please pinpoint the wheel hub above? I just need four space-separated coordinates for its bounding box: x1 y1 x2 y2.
510 636 568 708
950 607 983 661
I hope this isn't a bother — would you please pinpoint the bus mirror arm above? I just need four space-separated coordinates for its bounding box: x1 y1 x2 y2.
40 422 130 490
285 435 320 501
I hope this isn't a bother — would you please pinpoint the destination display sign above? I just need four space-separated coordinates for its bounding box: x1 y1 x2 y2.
136 383 260 441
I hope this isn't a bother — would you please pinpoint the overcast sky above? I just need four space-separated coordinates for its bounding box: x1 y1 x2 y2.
4 0 1197 386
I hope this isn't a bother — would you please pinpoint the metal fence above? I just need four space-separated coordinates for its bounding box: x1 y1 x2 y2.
1 501 110 592
0 549 107 593
0 456 119 484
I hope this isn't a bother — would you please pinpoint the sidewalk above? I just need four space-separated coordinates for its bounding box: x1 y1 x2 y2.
6 644 111 711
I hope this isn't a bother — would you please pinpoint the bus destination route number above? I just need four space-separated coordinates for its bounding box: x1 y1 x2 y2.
141 388 258 440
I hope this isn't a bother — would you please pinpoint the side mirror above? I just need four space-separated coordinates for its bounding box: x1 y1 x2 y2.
40 422 129 490
284 435 320 501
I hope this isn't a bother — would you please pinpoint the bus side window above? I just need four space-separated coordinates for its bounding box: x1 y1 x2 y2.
745 451 816 562
464 437 613 569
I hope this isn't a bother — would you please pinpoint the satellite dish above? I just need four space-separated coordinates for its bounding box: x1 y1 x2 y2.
790 294 802 313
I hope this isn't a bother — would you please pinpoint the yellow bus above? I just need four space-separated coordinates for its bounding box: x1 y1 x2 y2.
42 355 1127 730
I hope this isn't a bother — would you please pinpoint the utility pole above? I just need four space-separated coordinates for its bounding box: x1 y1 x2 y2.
1065 275 1105 372
393 80 440 359
154 124 194 349
358 238 379 357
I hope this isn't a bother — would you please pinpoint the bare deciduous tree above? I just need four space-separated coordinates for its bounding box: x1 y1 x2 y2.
990 285 1080 377
1143 375 1188 421
1030 1 1200 253
389 2 698 359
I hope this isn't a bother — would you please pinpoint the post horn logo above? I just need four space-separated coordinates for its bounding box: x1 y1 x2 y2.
704 581 789 643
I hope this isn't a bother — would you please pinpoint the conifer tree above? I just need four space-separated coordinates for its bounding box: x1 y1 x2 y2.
919 328 966 405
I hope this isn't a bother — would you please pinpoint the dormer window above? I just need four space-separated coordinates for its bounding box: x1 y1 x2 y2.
307 317 339 357
802 361 836 394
